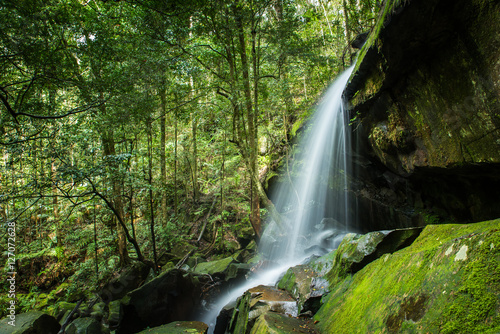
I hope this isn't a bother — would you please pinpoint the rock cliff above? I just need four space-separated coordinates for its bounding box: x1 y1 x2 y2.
347 0 500 230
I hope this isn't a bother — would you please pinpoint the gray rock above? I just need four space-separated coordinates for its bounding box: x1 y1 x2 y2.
66 317 103 334
0 311 60 334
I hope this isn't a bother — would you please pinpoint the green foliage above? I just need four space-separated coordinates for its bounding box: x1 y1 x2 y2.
0 0 378 314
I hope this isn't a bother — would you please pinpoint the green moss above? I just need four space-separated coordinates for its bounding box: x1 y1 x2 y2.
228 291 252 334
439 232 500 333
250 312 319 334
192 256 235 275
137 321 208 333
277 268 297 293
314 219 500 333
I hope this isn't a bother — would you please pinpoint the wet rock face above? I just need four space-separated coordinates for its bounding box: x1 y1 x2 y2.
346 0 500 228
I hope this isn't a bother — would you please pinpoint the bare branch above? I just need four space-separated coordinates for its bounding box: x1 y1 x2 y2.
14 100 106 120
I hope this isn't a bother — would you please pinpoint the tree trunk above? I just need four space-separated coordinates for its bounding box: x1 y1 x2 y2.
190 76 200 202
51 158 61 247
159 89 168 226
174 107 179 217
147 123 158 272
101 129 129 266
235 5 261 237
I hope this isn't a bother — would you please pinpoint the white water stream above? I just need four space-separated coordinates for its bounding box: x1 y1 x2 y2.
202 66 355 333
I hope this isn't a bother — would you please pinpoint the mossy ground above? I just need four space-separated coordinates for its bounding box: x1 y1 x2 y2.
314 219 500 333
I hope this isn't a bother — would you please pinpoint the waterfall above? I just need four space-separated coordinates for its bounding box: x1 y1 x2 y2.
202 66 355 333
259 65 355 264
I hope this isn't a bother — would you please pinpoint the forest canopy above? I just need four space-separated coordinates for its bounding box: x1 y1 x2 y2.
0 0 379 301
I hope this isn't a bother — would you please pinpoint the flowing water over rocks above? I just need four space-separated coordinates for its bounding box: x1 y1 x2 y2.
201 66 355 333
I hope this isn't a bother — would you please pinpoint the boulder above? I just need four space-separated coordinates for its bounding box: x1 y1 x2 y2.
66 317 106 334
314 219 500 333
221 285 298 333
277 264 325 315
250 312 319 334
325 227 422 284
117 269 206 333
55 301 77 321
99 261 150 302
0 311 60 334
192 256 237 279
277 227 422 313
137 321 208 333
107 300 122 329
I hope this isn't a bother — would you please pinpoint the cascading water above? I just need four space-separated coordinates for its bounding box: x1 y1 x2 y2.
202 66 355 333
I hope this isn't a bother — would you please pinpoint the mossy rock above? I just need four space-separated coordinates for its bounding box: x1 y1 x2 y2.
170 241 197 259
314 219 500 333
55 301 77 320
249 312 319 334
225 263 252 281
277 265 318 314
347 0 500 174
107 300 122 329
137 321 208 333
227 291 252 334
0 311 60 334
192 256 236 277
99 260 150 302
66 317 106 334
325 227 422 285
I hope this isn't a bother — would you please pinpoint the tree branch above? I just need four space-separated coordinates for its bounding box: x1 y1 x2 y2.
87 177 145 262
14 100 106 120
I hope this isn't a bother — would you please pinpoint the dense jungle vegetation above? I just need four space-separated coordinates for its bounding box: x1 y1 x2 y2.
0 0 379 314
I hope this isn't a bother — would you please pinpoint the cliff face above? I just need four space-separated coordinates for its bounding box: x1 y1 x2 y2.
347 0 500 229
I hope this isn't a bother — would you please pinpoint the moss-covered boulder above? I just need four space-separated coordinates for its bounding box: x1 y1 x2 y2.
249 312 319 334
314 219 500 333
277 264 322 314
137 321 208 333
220 285 299 333
348 0 500 172
277 227 422 314
107 300 122 329
0 311 60 334
66 317 106 334
192 256 236 278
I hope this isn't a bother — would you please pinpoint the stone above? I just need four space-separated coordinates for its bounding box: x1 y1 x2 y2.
192 256 236 279
99 261 150 302
345 0 500 228
117 269 206 333
0 311 60 334
225 263 252 282
55 301 77 321
137 321 208 333
66 317 104 334
250 312 319 334
277 227 422 314
314 219 500 333
325 227 422 283
107 300 122 329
